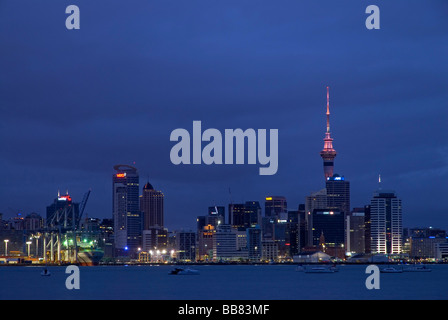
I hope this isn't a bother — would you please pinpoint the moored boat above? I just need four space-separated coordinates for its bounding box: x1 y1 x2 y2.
304 265 335 273
380 266 403 273
403 265 431 272
169 267 200 275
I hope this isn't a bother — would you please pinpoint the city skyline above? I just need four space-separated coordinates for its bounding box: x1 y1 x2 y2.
1 1 447 233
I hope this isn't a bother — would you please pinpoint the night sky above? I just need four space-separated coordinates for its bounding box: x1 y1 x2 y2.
1 1 447 231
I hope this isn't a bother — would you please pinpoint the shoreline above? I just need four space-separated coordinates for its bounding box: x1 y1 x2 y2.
1 261 446 267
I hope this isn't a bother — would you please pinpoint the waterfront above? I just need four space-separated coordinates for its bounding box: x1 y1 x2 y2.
1 264 447 300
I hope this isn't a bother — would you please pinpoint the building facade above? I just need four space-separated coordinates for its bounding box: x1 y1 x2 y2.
112 164 142 256
140 182 164 229
370 189 402 254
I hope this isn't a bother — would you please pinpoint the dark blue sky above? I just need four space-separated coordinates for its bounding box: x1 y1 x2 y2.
1 1 447 231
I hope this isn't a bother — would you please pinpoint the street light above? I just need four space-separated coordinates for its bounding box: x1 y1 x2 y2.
4 239 9 256
34 234 41 258
26 241 32 257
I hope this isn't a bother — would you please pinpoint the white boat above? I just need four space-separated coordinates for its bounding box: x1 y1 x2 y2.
169 267 200 275
380 266 403 273
304 265 335 273
403 265 432 272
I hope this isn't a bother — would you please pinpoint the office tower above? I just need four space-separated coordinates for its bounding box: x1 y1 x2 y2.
112 164 142 256
320 87 337 181
326 174 350 215
305 189 327 246
140 182 164 229
347 207 366 254
207 206 225 227
262 239 278 262
409 227 447 260
287 210 300 257
265 196 287 217
24 212 44 231
261 216 275 239
213 224 245 261
229 202 261 230
176 231 196 262
311 209 345 248
229 203 246 229
298 204 307 253
142 227 167 252
197 224 215 261
46 191 79 228
196 206 226 260
370 189 402 254
435 243 448 261
244 201 262 228
361 205 371 253
247 225 262 262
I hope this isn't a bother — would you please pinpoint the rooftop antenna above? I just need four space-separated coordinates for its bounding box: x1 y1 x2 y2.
378 174 382 190
326 86 330 133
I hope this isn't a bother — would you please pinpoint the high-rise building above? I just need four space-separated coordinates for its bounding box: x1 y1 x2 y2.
244 201 262 228
408 227 447 260
207 206 225 227
24 212 44 231
112 164 142 256
213 224 246 261
142 227 167 252
287 209 301 257
370 188 402 254
326 174 350 215
347 207 367 254
229 203 246 229
229 202 261 230
320 87 337 181
176 231 196 262
311 209 345 248
305 189 327 246
197 224 215 261
140 182 164 229
265 196 287 217
247 225 262 262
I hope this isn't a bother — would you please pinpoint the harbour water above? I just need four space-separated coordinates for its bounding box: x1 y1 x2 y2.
1 264 447 300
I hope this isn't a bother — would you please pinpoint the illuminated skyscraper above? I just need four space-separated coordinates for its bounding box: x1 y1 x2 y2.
320 87 337 181
140 181 164 229
112 164 141 256
326 174 350 215
370 188 402 254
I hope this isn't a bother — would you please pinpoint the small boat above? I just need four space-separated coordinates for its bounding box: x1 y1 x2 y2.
330 264 339 272
169 267 200 275
380 266 403 273
403 265 432 272
304 265 335 273
296 264 305 272
41 268 51 276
